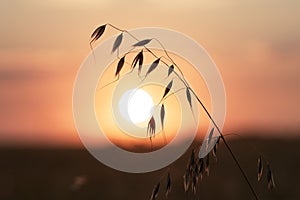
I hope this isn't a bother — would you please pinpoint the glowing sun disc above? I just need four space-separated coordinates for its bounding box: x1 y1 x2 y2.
119 89 154 124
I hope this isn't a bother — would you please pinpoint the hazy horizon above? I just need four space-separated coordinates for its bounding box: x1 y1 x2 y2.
0 128 298 148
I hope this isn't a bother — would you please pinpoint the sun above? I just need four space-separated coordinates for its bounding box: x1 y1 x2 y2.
119 89 154 124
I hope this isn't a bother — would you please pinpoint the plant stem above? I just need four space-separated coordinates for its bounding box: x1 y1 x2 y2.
105 23 260 200
188 88 260 200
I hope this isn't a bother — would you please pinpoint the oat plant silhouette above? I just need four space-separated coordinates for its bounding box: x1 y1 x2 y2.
90 23 275 200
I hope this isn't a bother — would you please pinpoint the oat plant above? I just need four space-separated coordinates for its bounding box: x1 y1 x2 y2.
90 23 275 200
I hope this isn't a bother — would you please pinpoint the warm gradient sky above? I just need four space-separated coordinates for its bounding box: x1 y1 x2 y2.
0 0 299 146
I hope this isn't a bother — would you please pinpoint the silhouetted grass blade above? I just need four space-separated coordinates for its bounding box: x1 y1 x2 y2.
112 33 123 53
150 182 160 200
192 173 198 194
168 65 174 77
212 143 218 160
131 50 143 70
198 158 204 181
216 136 220 146
162 80 173 99
145 58 160 77
186 88 192 110
257 156 263 182
133 39 152 47
189 149 195 167
147 116 156 137
267 163 275 189
131 53 139 69
115 56 125 77
90 24 106 44
138 51 144 75
205 153 210 176
165 172 171 198
183 168 190 192
160 104 165 130
208 128 215 145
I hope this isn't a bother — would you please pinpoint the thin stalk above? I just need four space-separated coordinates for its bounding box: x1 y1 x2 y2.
188 88 260 200
152 38 188 85
103 24 260 200
107 23 189 88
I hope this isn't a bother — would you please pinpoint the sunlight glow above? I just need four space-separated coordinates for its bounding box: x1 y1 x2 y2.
119 89 154 124
128 89 154 124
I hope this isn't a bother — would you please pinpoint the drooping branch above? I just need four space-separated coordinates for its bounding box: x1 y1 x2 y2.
90 23 262 200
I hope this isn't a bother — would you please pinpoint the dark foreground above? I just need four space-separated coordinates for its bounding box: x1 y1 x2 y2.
0 137 299 200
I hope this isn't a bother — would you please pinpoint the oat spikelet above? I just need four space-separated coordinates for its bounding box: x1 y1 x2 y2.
133 39 152 47
138 51 144 75
192 172 198 194
216 135 220 146
147 116 156 137
212 143 218 161
208 128 214 146
168 65 174 77
112 33 123 53
186 88 192 109
198 158 204 181
267 163 275 190
165 172 171 198
160 104 165 130
162 80 173 99
189 149 195 168
131 50 143 70
257 156 263 182
115 56 125 77
90 24 106 45
205 153 210 176
150 182 160 200
145 58 160 78
183 168 190 192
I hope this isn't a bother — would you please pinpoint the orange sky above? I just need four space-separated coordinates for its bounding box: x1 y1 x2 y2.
0 0 300 146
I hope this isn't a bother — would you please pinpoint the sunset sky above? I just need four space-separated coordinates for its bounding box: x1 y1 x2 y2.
0 0 299 147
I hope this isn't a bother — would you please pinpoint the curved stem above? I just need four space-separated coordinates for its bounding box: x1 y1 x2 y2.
188 88 260 200
152 38 188 85
158 87 186 105
107 23 189 88
104 23 260 200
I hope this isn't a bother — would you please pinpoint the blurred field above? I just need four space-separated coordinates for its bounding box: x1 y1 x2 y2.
0 137 299 200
